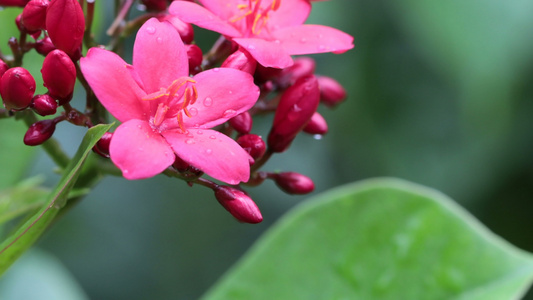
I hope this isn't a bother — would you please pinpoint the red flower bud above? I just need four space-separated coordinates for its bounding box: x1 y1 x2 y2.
185 44 203 75
140 0 167 11
273 172 315 195
0 67 36 110
303 112 328 135
317 76 346 107
221 48 257 75
31 94 57 116
214 186 263 224
257 57 315 87
0 0 29 6
22 0 49 32
237 134 266 162
267 75 320 152
229 111 252 134
0 61 8 78
35 36 56 56
46 0 85 59
23 119 56 146
160 16 194 44
93 131 113 158
41 49 76 102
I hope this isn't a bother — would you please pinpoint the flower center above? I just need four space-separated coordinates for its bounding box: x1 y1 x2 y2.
230 0 281 36
142 77 198 132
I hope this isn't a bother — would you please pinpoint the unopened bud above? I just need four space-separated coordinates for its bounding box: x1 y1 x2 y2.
23 119 56 146
229 111 252 134
303 112 328 135
221 48 257 75
317 76 346 107
185 44 203 75
31 94 57 116
267 75 320 152
237 134 266 162
35 36 56 56
140 0 167 11
0 67 36 110
0 0 30 6
46 0 85 59
273 172 315 195
22 0 49 32
93 131 112 157
214 186 263 224
160 15 194 44
42 49 76 102
0 61 8 78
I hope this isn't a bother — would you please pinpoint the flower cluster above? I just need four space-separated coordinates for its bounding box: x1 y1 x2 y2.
0 0 352 223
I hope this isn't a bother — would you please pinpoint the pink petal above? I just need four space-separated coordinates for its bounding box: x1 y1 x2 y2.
162 129 251 184
273 24 354 55
110 119 175 180
182 68 259 128
133 18 189 94
197 0 241 20
169 1 242 37
268 0 311 29
233 38 294 68
80 48 149 122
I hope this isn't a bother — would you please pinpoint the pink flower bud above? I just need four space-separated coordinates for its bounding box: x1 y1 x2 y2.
267 75 320 152
0 0 29 7
0 67 36 110
161 16 194 44
214 186 263 224
273 172 315 195
237 134 266 162
0 61 8 78
229 111 252 134
140 0 167 11
46 0 85 59
221 48 256 75
35 36 56 56
303 112 328 135
93 131 113 158
22 0 49 32
185 44 203 75
317 76 346 107
41 49 76 102
31 94 57 116
23 119 56 146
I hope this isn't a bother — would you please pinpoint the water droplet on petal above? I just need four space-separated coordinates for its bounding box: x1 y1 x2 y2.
287 104 301 121
317 45 327 51
247 44 256 50
137 124 142 128
213 68 220 72
146 26 156 34
209 135 216 139
189 107 198 116
185 138 195 144
203 97 213 107
186 132 194 138
156 37 163 44
206 149 212 155
223 109 236 118
228 90 233 94
197 130 203 135
317 34 323 39
300 38 307 43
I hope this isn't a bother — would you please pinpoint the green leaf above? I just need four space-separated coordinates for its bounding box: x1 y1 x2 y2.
0 177 49 225
204 179 533 300
0 123 113 275
0 119 37 190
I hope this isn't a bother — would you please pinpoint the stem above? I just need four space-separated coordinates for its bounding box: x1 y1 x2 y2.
250 149 273 173
83 0 97 48
107 0 135 36
21 111 71 168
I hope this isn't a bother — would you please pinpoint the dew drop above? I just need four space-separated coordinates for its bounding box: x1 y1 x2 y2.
228 90 233 94
156 37 163 44
213 68 220 72
300 38 307 43
317 34 323 39
313 134 323 140
189 107 198 116
137 124 142 128
145 26 156 34
185 138 195 144
186 132 194 138
206 149 212 155
247 44 256 50
223 109 236 118
197 130 203 135
209 135 216 139
317 45 327 51
287 104 302 121
203 97 213 107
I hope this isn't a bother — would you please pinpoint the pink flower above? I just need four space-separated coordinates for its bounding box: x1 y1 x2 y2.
169 0 354 68
80 18 259 184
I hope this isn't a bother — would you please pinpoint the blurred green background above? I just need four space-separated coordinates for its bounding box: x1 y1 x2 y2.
2 0 533 299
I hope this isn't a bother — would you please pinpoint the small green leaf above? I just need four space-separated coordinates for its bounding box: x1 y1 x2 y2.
204 179 533 300
0 177 49 225
0 123 113 274
0 119 37 190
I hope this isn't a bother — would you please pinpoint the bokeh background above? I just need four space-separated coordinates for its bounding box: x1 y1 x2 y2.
1 0 533 299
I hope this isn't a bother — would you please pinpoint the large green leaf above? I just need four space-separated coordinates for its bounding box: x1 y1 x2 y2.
0 177 48 225
204 179 533 300
0 123 113 274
